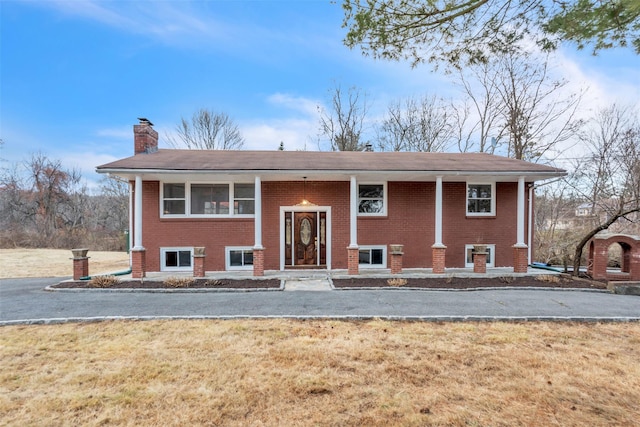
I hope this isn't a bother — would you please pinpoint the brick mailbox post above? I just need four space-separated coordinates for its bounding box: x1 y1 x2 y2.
71 248 89 280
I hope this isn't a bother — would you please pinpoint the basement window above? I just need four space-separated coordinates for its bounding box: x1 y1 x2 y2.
161 247 193 271
226 247 254 270
358 246 386 268
464 244 495 268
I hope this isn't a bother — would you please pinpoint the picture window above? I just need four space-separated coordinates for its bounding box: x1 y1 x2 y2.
358 184 386 216
467 183 495 216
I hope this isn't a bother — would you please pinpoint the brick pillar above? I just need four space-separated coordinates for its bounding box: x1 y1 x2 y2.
513 245 528 273
389 244 404 274
193 247 206 278
591 239 608 280
473 245 487 274
347 246 359 275
253 248 265 277
432 244 446 274
131 248 146 279
71 248 89 280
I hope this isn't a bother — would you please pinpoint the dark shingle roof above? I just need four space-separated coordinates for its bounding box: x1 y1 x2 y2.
97 150 564 176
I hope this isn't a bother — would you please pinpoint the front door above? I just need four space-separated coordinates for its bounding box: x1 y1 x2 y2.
284 211 327 268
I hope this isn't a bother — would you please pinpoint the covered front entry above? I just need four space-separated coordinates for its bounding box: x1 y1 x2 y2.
280 207 331 270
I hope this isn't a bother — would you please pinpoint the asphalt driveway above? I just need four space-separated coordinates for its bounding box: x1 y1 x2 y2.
1 277 639 324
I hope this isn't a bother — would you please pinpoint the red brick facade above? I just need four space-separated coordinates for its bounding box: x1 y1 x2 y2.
132 179 531 273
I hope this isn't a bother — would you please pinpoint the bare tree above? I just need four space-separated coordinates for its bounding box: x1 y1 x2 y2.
567 104 640 275
166 108 245 150
318 84 371 151
496 50 583 161
453 61 504 154
451 48 583 161
378 95 454 152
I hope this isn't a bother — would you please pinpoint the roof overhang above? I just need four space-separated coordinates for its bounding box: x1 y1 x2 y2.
97 167 565 183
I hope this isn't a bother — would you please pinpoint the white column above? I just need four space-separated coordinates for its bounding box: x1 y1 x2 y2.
528 184 534 261
254 176 263 249
516 176 526 246
133 175 144 250
349 176 358 248
434 176 444 247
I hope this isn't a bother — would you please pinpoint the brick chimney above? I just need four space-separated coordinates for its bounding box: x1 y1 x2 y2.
134 118 158 155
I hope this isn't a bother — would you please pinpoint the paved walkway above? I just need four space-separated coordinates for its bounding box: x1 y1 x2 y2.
1 277 640 325
283 278 332 291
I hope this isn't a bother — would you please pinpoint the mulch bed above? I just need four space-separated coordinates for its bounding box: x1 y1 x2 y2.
51 275 607 290
332 276 607 290
52 278 281 289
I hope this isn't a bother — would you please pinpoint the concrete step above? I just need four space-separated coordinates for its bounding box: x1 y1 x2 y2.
284 278 332 291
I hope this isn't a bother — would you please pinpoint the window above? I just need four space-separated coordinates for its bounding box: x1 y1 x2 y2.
358 184 386 216
358 246 386 268
161 247 193 271
465 244 495 268
226 247 254 270
161 182 255 217
163 183 186 215
191 184 229 215
233 184 255 215
467 183 495 216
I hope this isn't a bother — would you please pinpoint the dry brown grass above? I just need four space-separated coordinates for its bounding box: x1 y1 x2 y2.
0 249 129 278
163 277 195 288
1 320 639 426
387 277 408 287
88 275 121 288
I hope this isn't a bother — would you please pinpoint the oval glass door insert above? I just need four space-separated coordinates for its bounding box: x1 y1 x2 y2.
300 217 312 245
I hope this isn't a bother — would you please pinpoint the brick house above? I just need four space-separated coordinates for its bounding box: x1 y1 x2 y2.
96 119 565 278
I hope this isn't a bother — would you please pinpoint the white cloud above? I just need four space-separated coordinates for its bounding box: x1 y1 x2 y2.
36 0 238 47
241 118 319 151
267 93 320 117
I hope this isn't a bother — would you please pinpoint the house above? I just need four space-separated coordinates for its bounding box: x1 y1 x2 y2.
96 119 566 278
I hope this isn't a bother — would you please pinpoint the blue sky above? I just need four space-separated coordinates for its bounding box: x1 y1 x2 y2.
2 0 639 186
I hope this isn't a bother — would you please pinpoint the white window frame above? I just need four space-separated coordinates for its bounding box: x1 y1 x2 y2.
466 182 496 216
161 183 187 216
160 182 255 218
358 245 387 268
226 246 254 270
160 247 193 271
464 244 496 268
357 183 387 217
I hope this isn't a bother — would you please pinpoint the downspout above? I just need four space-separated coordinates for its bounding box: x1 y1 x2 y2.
80 268 132 281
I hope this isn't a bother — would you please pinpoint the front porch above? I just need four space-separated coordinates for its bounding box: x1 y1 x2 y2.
108 266 561 283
